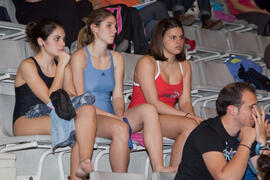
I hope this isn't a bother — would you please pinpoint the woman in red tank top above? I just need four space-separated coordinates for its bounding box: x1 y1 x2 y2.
128 17 202 169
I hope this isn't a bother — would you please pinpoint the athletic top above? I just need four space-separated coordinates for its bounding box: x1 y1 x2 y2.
128 61 184 108
83 47 115 114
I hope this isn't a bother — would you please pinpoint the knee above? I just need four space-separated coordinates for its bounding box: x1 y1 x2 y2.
139 104 159 121
182 120 197 136
111 122 129 144
76 105 96 122
140 103 157 115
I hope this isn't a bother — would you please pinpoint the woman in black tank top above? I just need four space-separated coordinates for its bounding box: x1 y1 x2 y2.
13 19 96 179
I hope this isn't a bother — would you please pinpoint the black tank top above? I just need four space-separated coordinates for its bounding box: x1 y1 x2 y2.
13 57 56 123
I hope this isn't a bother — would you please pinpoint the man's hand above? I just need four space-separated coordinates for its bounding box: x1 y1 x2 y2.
239 126 256 147
252 105 268 144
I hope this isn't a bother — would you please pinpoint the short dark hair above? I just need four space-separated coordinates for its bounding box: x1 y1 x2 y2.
147 17 186 62
26 18 64 51
216 82 256 116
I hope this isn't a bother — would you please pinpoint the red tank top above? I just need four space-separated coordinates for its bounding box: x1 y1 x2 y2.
226 0 256 15
128 61 184 108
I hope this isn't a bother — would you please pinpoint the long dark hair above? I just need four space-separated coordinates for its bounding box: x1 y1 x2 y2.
26 18 63 51
77 8 114 49
147 17 186 62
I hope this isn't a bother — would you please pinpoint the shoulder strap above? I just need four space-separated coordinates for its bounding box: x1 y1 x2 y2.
155 61 160 80
179 62 184 76
30 56 42 73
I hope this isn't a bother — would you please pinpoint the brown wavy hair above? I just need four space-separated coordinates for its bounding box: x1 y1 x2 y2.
77 8 114 49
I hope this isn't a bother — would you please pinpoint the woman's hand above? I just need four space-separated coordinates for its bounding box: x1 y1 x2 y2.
259 9 270 15
186 113 203 124
58 50 71 67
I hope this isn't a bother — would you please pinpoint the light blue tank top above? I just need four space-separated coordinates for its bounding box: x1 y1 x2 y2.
83 47 115 114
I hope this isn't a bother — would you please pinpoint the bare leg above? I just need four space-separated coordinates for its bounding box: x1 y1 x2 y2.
13 105 97 180
14 116 51 136
71 105 96 180
96 115 130 172
159 115 197 168
125 104 175 172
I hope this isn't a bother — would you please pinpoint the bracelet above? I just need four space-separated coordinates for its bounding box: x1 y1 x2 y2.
239 144 251 151
185 113 190 118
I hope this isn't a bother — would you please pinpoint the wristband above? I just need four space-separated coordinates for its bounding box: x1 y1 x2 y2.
259 143 270 151
255 142 261 155
122 117 133 150
239 144 251 151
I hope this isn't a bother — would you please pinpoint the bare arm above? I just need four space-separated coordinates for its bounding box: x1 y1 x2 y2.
70 49 87 96
48 51 71 95
203 148 250 180
178 61 195 114
18 52 69 104
111 51 125 117
203 126 256 180
230 0 269 14
178 60 202 123
63 64 77 97
135 56 187 117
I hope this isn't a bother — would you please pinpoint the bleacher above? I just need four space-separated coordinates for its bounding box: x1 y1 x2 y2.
1 0 270 180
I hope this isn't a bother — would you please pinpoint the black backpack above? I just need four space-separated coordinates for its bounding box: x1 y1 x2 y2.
238 64 270 91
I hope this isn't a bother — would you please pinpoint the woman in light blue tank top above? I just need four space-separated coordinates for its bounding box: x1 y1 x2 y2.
83 47 115 114
71 8 175 173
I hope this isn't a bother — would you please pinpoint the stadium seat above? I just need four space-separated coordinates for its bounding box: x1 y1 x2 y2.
90 171 147 180
152 172 176 180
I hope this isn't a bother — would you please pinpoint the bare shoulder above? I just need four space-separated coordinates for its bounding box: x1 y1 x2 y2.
180 59 191 74
71 47 86 60
70 47 87 67
109 50 124 68
19 57 36 72
110 50 123 61
181 59 191 67
137 55 156 69
15 58 38 85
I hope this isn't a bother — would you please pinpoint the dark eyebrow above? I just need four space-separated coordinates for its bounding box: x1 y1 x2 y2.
249 103 257 108
51 34 61 37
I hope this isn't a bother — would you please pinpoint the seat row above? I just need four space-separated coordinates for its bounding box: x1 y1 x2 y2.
1 38 270 180
0 39 176 179
184 26 270 65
